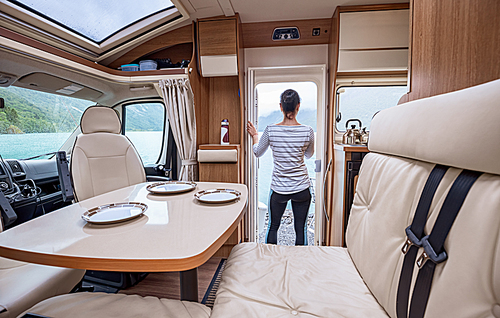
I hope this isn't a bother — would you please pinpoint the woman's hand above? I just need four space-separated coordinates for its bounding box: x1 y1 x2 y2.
247 121 259 145
247 121 257 137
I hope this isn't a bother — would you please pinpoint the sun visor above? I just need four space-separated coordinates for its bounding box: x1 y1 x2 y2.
17 73 103 100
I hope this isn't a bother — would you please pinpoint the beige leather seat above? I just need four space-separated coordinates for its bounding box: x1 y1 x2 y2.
18 293 211 318
0 217 85 318
70 106 146 201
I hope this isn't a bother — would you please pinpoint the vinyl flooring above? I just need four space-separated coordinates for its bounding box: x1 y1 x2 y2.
118 257 223 302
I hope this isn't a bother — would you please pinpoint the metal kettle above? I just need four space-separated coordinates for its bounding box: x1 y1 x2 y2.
359 127 369 145
343 119 362 145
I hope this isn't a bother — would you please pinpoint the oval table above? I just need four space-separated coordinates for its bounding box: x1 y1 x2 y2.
0 181 248 302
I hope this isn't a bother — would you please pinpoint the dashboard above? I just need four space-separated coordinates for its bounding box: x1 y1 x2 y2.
0 157 68 229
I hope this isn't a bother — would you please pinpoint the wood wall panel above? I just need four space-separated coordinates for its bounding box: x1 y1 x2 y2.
198 19 237 56
188 42 210 147
208 77 241 145
143 43 193 64
407 0 500 101
241 18 331 48
107 25 192 69
325 8 340 246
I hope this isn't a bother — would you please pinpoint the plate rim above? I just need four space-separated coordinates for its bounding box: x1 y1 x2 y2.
194 188 241 203
82 201 148 224
146 181 197 194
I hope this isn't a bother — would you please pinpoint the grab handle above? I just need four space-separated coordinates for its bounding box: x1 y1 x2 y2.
322 158 333 222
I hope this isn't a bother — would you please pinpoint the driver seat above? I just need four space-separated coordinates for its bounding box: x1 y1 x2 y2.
70 106 146 202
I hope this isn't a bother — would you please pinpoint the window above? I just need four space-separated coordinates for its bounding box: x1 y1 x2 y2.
336 86 407 131
123 102 165 165
0 86 93 160
8 0 175 43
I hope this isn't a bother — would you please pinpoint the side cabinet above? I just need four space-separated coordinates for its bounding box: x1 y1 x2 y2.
197 18 238 77
198 144 242 257
332 144 369 246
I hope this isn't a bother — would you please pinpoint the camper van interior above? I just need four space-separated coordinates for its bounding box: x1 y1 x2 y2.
0 0 499 317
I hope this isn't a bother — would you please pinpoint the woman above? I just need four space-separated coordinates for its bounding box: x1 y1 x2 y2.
247 89 315 245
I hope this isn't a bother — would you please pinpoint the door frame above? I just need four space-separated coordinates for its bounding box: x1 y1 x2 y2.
246 65 328 245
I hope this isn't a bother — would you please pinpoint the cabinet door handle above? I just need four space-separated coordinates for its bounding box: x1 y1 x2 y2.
322 158 333 222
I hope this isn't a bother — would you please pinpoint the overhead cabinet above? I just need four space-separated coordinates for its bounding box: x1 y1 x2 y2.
197 18 238 77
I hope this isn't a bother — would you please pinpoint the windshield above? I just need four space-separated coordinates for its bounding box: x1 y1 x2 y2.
0 86 93 160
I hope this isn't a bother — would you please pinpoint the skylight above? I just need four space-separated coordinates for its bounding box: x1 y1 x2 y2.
8 0 176 43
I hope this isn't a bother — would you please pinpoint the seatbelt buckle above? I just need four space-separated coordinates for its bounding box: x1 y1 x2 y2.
416 236 448 268
402 226 423 254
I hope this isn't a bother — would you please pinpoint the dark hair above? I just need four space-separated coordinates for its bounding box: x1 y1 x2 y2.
280 89 301 119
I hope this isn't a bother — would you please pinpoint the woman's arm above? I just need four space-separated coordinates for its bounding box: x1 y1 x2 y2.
249 124 270 158
305 128 315 159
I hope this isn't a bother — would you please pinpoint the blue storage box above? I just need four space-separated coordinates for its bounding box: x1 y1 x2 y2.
121 64 139 71
139 60 158 71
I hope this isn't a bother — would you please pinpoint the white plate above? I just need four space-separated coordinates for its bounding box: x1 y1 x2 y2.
146 181 196 194
194 189 241 203
82 202 147 224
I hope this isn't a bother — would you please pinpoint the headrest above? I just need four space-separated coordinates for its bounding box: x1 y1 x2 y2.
369 79 500 175
80 106 121 134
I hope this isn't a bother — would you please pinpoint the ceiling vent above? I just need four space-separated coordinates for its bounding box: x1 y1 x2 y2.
272 27 300 41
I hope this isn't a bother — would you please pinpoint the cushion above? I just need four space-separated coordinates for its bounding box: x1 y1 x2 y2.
19 293 211 318
369 78 500 175
80 106 121 134
0 257 84 318
211 242 389 318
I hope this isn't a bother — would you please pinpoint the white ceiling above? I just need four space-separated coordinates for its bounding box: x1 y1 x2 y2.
180 0 409 23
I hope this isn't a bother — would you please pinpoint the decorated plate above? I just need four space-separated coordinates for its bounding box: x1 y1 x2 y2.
146 181 197 194
194 188 241 203
82 202 147 224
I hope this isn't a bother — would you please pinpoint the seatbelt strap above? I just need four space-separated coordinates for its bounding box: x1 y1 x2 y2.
396 165 449 318
408 169 482 318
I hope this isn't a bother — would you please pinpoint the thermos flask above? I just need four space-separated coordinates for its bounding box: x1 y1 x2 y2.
221 119 229 145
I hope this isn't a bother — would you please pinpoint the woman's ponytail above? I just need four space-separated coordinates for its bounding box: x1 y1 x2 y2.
280 89 300 119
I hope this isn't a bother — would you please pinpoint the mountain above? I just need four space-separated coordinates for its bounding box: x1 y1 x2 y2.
0 86 163 134
257 109 317 131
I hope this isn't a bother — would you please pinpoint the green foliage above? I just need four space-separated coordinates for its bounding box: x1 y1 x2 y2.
0 87 165 135
0 86 90 134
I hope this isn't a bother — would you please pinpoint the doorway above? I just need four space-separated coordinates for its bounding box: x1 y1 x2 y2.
246 65 327 245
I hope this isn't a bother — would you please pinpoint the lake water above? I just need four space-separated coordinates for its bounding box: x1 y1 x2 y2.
0 131 163 164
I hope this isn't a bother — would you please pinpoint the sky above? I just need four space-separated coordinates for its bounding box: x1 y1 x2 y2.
256 82 318 118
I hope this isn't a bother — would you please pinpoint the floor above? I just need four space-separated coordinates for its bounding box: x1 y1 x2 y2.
118 257 223 302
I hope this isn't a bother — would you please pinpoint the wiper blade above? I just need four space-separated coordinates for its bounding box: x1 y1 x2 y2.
22 152 57 160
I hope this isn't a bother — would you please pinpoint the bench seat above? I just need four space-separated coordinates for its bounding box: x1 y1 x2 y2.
211 242 388 317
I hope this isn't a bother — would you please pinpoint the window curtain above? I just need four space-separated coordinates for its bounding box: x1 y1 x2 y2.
158 78 197 181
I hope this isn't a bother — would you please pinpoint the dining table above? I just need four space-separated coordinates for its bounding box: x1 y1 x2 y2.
0 181 248 302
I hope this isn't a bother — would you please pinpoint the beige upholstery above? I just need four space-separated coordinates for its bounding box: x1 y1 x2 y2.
369 78 500 175
71 106 146 201
19 293 211 318
0 218 84 318
211 243 388 317
197 149 238 163
212 80 500 317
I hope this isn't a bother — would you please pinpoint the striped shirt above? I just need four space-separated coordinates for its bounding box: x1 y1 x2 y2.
253 124 315 194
